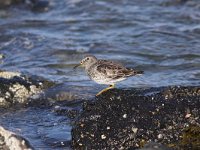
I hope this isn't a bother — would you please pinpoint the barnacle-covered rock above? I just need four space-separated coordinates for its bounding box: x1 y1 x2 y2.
0 126 33 150
0 70 54 108
72 86 200 150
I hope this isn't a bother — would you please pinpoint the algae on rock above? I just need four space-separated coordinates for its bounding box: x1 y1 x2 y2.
0 71 54 108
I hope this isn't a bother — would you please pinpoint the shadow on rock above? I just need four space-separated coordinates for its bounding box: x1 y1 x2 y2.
72 86 200 150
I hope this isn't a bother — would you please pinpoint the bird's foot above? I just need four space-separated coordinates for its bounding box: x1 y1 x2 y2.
96 84 115 96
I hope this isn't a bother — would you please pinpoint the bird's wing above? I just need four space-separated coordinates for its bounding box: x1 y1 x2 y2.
96 60 134 79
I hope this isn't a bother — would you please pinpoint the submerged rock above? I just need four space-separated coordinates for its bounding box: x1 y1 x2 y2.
0 0 24 7
30 0 49 11
0 70 54 108
0 126 33 150
71 86 200 150
0 0 49 11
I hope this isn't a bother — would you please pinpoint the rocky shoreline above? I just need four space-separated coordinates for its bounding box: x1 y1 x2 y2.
0 70 199 150
0 70 54 150
0 70 54 108
72 86 200 150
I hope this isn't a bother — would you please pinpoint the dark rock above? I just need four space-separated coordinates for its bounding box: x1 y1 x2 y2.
30 0 49 11
0 0 24 7
53 105 80 119
71 86 200 150
53 100 85 119
137 142 173 150
161 0 190 6
0 0 49 11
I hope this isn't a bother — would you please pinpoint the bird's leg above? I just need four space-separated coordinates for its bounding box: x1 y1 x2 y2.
96 84 115 96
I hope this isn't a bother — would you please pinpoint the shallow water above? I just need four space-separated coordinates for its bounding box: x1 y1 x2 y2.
0 108 72 149
0 0 200 149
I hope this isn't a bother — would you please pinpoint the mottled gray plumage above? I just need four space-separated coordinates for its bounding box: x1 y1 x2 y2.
75 55 143 85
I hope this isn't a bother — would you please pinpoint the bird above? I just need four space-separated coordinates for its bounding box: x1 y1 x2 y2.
74 55 143 96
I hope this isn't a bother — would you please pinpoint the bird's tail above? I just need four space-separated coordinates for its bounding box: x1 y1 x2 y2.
124 69 144 76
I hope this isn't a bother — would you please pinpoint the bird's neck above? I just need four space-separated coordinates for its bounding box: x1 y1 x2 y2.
85 62 96 71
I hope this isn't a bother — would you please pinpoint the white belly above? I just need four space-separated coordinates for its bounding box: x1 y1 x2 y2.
91 76 126 85
86 66 126 85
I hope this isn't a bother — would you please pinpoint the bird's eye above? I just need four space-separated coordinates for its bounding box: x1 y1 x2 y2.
86 57 89 60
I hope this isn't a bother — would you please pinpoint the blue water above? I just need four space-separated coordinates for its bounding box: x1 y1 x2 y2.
0 0 200 149
0 107 71 149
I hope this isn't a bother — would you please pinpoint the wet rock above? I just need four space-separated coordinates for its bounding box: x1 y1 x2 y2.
0 0 49 11
161 0 190 6
71 86 200 150
137 142 173 150
0 71 21 79
0 70 54 108
53 105 80 119
176 125 200 149
30 0 49 11
0 126 33 150
53 100 83 119
0 0 24 7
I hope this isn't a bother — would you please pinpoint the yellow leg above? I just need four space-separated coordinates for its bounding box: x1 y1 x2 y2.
96 84 115 96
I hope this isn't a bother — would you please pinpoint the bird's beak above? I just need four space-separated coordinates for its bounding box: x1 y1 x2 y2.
73 62 82 69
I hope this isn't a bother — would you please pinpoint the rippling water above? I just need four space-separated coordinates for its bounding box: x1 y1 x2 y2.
0 0 200 149
0 108 71 149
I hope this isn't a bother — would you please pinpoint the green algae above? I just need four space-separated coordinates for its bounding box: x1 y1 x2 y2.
178 125 200 150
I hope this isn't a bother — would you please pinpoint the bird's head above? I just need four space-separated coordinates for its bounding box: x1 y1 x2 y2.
74 55 97 69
